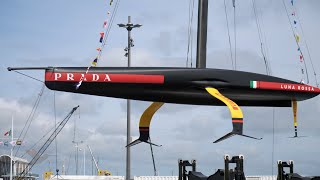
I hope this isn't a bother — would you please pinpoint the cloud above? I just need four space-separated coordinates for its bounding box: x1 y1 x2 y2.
2 0 320 177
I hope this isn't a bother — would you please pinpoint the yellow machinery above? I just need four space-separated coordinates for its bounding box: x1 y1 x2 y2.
43 171 53 180
88 145 112 176
98 170 112 176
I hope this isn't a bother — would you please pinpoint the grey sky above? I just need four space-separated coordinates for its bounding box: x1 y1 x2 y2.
1 0 320 177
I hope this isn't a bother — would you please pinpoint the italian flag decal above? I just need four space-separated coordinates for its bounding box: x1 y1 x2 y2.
250 81 257 89
250 81 320 93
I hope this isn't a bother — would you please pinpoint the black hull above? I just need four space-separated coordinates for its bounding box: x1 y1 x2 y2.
45 67 319 107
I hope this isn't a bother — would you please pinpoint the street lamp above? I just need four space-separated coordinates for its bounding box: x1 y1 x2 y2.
118 19 142 59
118 16 142 180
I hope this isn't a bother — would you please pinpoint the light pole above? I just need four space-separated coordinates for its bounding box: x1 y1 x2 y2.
118 16 142 180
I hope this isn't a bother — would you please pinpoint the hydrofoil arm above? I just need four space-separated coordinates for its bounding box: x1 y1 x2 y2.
292 100 298 137
290 100 306 138
126 102 164 147
205 87 262 143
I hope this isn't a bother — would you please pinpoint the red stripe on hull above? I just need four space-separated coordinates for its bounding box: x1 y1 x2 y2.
45 72 164 84
255 81 320 93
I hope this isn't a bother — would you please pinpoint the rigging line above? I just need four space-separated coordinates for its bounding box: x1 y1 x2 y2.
293 6 319 86
19 121 59 159
256 3 272 75
186 0 192 67
190 0 195 68
79 0 121 80
14 97 40 156
281 0 309 84
66 152 72 175
252 0 269 75
271 108 275 176
252 0 264 68
12 70 43 83
13 86 42 154
19 89 42 141
77 1 122 85
104 0 120 43
14 84 45 157
186 0 195 68
98 0 121 60
224 0 235 70
299 62 305 83
233 0 237 70
54 90 58 176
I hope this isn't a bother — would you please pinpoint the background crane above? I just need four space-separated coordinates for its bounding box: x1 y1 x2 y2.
17 105 79 180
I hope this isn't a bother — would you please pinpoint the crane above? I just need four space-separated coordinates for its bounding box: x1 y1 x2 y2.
17 105 79 180
87 145 111 176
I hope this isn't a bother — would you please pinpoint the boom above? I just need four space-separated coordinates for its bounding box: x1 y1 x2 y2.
18 105 79 179
87 145 99 172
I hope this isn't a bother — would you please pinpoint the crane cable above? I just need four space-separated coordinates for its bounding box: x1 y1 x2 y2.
281 0 309 84
223 0 235 70
258 2 272 75
233 0 237 70
186 0 195 68
251 0 271 75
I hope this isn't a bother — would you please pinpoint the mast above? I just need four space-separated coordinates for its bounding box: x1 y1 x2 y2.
84 148 85 175
10 115 13 180
196 0 209 68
